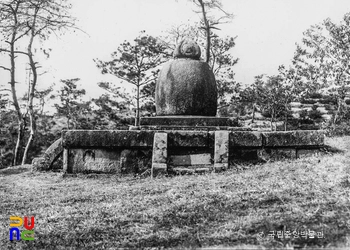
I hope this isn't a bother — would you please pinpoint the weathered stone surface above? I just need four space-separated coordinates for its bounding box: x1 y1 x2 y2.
171 166 213 174
155 59 217 116
152 133 168 177
169 153 211 166
32 157 46 171
60 128 326 175
63 148 152 174
172 167 196 175
230 131 262 147
263 130 325 147
71 149 121 174
63 148 70 173
173 38 201 60
120 149 152 174
168 131 209 147
214 131 229 170
194 167 212 173
32 138 63 170
141 116 239 126
62 130 155 148
152 133 167 163
227 127 252 131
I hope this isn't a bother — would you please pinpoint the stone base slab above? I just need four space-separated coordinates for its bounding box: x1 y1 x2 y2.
141 116 239 126
130 125 251 131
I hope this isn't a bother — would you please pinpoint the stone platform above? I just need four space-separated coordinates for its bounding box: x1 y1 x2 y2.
141 116 239 126
130 125 251 131
61 129 325 176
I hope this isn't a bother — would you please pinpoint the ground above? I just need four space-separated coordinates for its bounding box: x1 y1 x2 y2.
0 137 350 249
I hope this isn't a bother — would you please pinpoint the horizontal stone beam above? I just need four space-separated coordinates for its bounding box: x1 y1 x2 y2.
62 130 210 148
230 131 263 147
62 130 325 149
62 130 155 148
168 131 209 147
262 130 325 147
141 116 239 126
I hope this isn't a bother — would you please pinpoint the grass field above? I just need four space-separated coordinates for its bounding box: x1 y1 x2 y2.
1 136 350 249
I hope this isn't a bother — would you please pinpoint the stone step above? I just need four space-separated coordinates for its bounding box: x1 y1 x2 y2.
141 116 239 126
171 166 212 174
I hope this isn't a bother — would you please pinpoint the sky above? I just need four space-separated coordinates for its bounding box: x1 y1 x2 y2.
1 0 350 103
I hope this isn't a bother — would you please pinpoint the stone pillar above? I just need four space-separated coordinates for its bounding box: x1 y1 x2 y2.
214 131 229 171
63 148 73 173
151 132 168 177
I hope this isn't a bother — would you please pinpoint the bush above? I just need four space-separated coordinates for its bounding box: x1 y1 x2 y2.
326 121 350 137
318 95 337 105
324 104 333 110
300 98 317 104
308 92 323 99
284 117 319 130
308 105 323 121
299 109 308 120
345 99 350 105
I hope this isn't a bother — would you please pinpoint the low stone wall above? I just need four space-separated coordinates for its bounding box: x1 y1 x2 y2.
62 129 325 175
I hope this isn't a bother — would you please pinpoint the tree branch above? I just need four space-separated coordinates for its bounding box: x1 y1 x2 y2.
0 65 11 71
0 48 30 56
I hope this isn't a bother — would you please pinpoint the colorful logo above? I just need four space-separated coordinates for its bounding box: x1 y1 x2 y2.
9 216 35 241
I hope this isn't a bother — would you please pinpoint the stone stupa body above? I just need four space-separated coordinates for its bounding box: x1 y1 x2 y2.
155 38 217 116
142 38 237 127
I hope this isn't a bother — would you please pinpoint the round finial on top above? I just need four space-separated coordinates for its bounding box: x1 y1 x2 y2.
173 38 201 60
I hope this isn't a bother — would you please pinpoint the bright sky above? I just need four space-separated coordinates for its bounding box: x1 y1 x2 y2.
1 0 350 102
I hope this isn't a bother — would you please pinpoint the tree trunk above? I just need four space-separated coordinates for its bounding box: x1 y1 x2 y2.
333 96 342 127
13 121 24 166
252 103 256 123
22 112 35 165
22 7 38 165
270 109 276 131
284 115 287 131
270 115 273 131
284 103 288 131
135 85 140 126
198 0 211 63
9 23 24 166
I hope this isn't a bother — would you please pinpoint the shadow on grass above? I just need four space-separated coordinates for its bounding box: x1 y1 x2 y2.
0 165 32 176
322 144 344 154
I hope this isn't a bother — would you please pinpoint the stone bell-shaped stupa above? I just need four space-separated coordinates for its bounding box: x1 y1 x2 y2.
155 38 217 116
